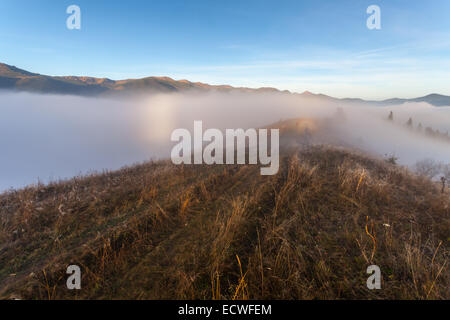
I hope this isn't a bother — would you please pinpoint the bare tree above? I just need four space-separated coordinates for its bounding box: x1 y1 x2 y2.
442 164 450 180
441 164 450 193
414 158 441 179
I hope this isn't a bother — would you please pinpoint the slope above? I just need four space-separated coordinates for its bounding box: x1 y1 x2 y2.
0 145 448 300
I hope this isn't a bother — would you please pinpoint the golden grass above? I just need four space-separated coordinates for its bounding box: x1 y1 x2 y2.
0 146 448 300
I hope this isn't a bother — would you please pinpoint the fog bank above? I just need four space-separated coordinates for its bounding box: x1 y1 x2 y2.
1 91 450 191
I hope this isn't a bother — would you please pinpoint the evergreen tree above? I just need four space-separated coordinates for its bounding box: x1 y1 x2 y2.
388 111 394 121
406 117 413 128
417 123 423 132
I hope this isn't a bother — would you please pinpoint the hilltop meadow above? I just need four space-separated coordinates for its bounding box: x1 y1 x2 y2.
0 143 448 299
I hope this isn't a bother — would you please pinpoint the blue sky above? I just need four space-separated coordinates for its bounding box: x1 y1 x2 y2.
1 0 449 99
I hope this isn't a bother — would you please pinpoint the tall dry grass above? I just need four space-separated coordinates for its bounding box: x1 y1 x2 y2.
0 146 448 299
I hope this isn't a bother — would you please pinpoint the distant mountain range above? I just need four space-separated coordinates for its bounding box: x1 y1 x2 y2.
1 62 449 106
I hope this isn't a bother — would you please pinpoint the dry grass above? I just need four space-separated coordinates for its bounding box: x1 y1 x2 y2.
0 145 448 300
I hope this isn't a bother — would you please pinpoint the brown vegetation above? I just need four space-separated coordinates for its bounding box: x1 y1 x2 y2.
0 146 448 299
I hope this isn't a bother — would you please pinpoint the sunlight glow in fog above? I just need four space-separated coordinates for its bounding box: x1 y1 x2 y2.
141 95 177 143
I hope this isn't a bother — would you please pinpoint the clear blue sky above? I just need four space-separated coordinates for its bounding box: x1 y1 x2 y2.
1 0 449 99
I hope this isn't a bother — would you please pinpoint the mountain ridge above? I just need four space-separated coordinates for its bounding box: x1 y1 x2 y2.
1 62 450 106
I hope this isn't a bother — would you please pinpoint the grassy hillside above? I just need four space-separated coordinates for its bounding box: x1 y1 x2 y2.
0 146 448 299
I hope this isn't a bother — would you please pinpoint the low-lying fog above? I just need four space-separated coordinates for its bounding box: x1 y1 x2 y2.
1 91 450 191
